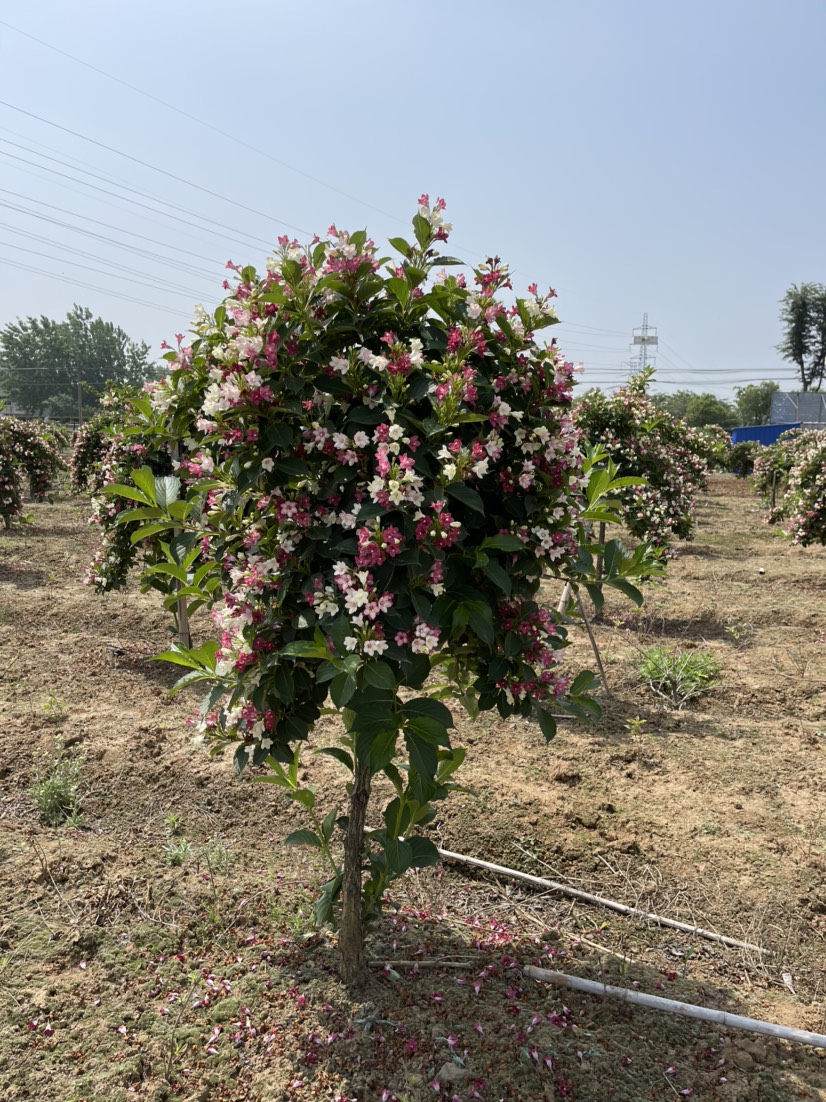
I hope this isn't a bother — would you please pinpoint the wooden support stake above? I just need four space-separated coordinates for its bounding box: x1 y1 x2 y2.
771 468 778 510
170 444 191 649
595 521 606 582
576 591 608 693
524 966 826 1048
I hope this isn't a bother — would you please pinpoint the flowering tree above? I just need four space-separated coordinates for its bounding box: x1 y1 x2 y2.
753 428 826 545
107 198 610 984
0 417 64 527
574 372 710 548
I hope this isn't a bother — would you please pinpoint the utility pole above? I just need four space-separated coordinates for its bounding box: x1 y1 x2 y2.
630 312 658 377
75 363 84 426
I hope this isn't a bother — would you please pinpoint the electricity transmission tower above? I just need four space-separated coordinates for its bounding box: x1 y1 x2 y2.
630 313 658 376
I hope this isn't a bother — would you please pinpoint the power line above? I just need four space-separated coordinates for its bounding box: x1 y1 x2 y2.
0 193 223 274
0 145 275 252
0 100 312 237
0 19 408 229
0 256 187 316
0 239 208 300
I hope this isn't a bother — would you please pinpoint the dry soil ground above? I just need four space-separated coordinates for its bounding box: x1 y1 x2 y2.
0 475 824 1102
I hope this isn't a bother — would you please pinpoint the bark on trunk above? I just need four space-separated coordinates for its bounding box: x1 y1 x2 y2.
339 763 372 987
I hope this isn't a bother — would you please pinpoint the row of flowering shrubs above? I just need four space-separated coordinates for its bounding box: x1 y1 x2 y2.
752 428 826 545
0 416 65 527
573 372 711 548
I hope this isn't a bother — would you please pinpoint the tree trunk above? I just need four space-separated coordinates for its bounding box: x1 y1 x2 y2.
339 763 372 987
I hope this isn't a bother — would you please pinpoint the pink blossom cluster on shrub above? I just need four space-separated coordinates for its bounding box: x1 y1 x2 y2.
753 428 826 545
574 374 710 547
0 417 64 526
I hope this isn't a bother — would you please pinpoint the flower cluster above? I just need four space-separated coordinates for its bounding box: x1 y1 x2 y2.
692 423 732 471
0 417 64 526
124 200 592 765
753 428 826 545
574 374 710 547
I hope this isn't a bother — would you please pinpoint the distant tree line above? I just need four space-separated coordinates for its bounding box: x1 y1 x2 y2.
651 381 778 428
0 304 156 420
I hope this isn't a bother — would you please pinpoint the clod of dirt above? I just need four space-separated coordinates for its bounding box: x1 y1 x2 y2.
438 1061 469 1083
552 768 581 786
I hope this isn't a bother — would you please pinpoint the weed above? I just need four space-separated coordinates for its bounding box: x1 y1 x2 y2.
638 646 720 708
164 838 192 867
40 689 67 722
29 742 84 826
724 621 755 648
164 812 183 836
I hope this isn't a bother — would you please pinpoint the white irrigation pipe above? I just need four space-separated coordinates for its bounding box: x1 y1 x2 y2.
524 966 826 1048
437 849 768 955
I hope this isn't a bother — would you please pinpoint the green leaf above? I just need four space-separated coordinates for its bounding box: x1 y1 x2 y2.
570 670 601 696
115 506 166 524
608 578 644 606
388 236 412 257
284 829 322 848
130 521 174 544
384 837 413 875
481 559 512 595
317 746 354 771
314 873 343 926
401 697 453 727
535 709 557 742
405 729 438 779
583 582 605 614
408 836 441 867
369 729 397 772
290 788 316 811
152 648 201 669
412 213 431 249
363 661 396 691
101 484 152 505
481 533 524 552
168 669 215 696
446 483 484 515
330 671 357 708
131 466 158 504
155 475 181 510
388 277 409 305
316 660 341 684
280 640 329 659
467 603 495 646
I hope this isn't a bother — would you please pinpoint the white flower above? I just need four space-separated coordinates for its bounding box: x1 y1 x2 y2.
363 639 388 657
388 424 404 441
466 299 482 319
344 589 368 613
344 636 358 651
330 355 349 375
261 457 274 472
353 431 369 448
442 462 457 480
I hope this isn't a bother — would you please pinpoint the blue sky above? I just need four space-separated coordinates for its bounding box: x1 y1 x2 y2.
1 0 823 397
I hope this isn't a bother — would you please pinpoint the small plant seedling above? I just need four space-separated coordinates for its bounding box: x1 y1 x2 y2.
29 742 84 826
724 621 754 648
164 838 192 867
40 690 67 722
164 812 183 836
639 647 720 708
